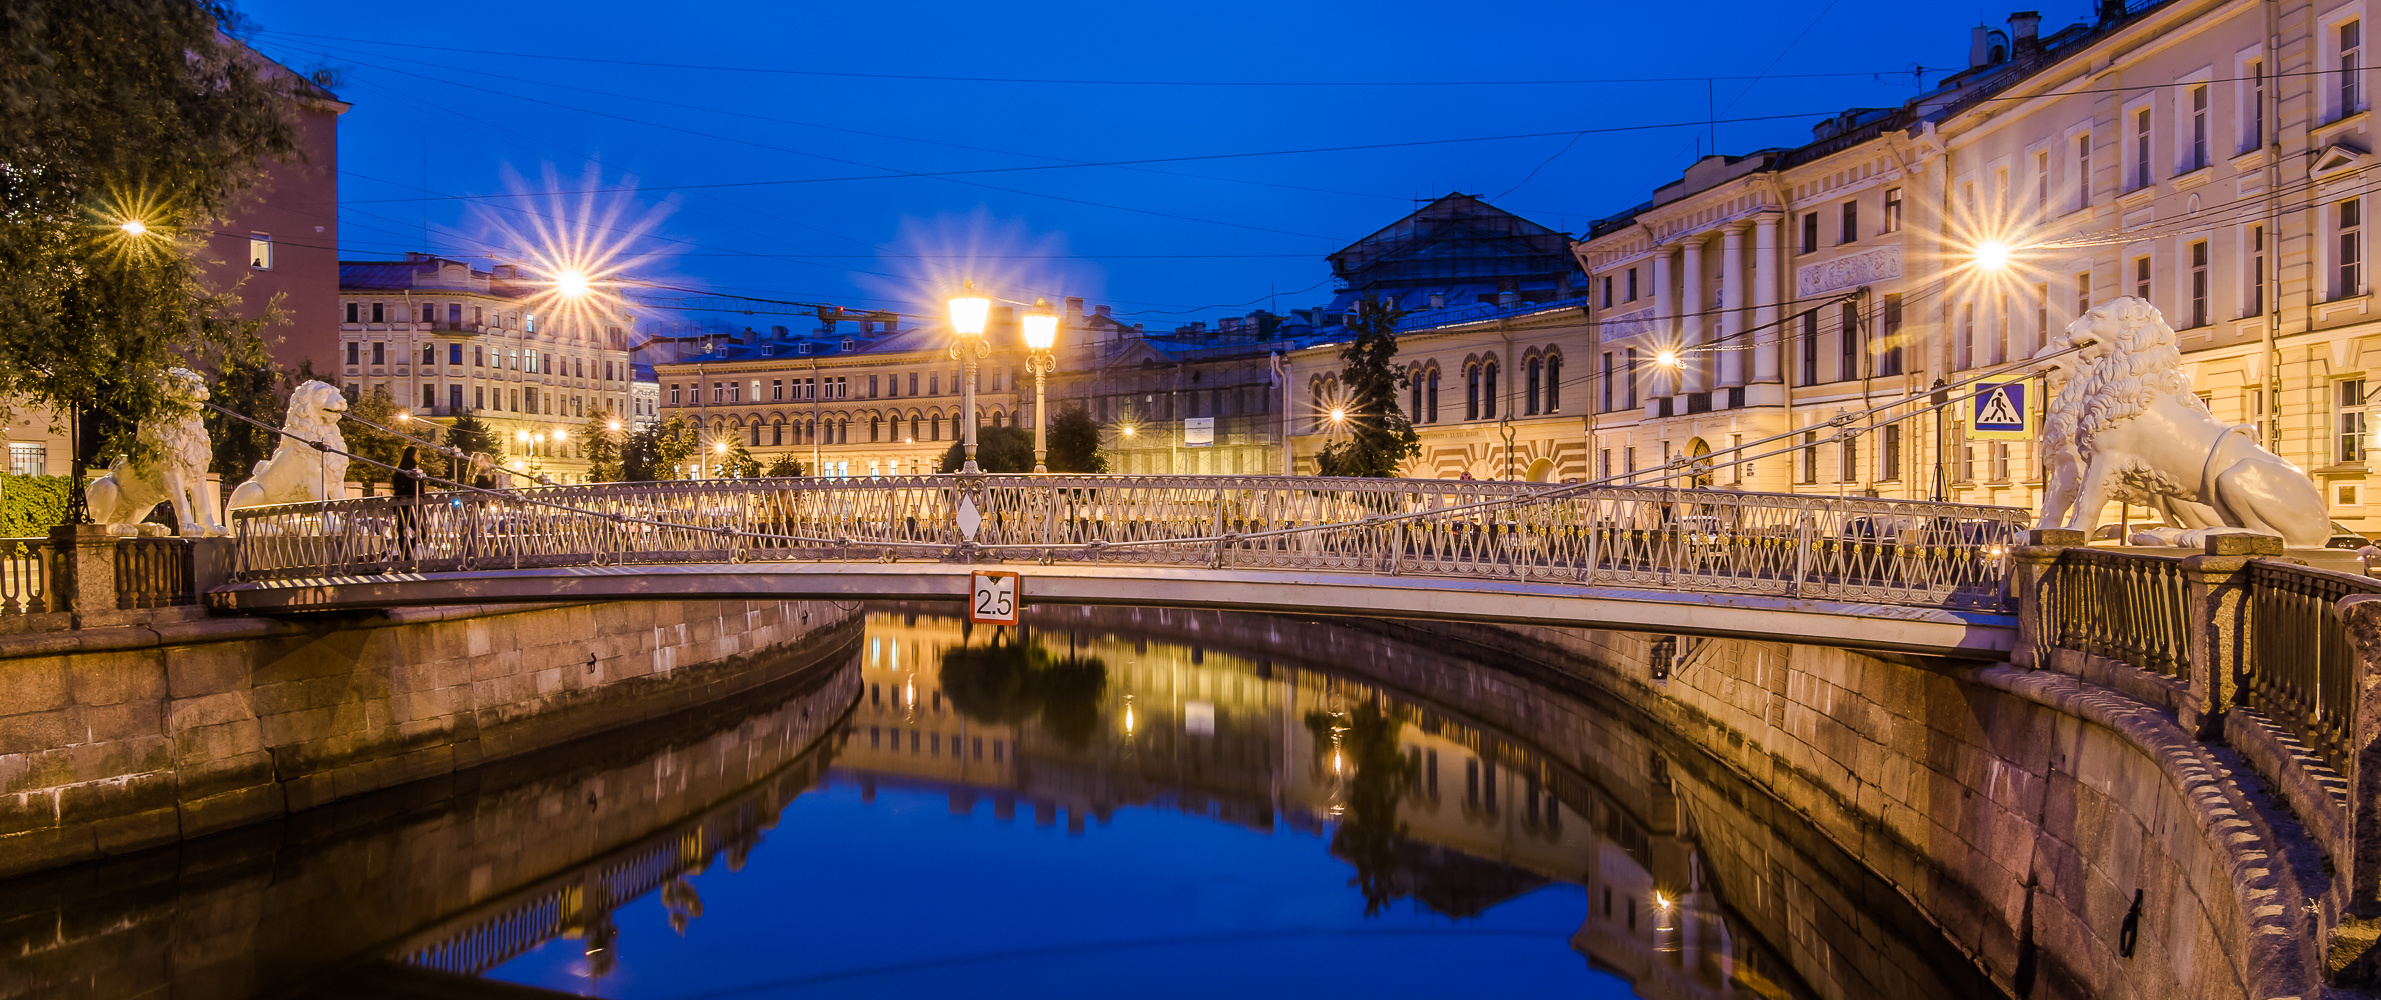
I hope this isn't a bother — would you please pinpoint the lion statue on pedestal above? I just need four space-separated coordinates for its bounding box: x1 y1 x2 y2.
225 380 351 513
86 367 227 537
2032 296 2328 548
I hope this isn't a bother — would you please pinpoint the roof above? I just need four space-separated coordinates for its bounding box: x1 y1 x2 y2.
1327 193 1580 291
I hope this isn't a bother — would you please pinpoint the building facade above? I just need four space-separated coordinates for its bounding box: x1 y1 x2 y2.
338 254 638 484
1572 1 2381 534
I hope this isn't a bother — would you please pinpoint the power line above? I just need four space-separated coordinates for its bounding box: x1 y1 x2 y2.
257 30 1930 88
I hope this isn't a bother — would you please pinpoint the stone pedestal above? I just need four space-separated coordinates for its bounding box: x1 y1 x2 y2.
2179 533 2284 736
47 523 124 629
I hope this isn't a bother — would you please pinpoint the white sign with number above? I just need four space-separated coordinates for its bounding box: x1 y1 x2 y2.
968 571 1021 624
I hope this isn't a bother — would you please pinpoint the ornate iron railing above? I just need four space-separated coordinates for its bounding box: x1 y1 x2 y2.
2246 559 2381 779
2047 548 2193 679
226 476 2027 611
114 537 196 610
0 538 52 615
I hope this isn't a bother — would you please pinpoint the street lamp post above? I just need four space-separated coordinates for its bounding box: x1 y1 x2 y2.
1021 298 1059 474
947 282 992 474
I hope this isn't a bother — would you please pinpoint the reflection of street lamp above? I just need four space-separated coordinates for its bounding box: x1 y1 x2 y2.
947 282 991 474
1021 298 1059 474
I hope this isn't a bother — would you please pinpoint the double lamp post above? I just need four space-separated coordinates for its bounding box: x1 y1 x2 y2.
945 283 1061 475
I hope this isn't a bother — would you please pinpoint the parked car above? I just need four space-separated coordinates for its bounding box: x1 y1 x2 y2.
2328 521 2369 550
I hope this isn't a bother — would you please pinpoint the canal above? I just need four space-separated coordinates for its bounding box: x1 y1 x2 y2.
0 607 2002 999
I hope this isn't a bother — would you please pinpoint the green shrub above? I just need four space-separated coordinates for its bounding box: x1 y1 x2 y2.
0 474 73 537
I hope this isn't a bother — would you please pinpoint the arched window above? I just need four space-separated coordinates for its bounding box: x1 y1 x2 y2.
771 421 784 446
1482 361 1499 419
1544 354 1561 413
932 414 943 441
838 418 849 443
890 414 903 440
1409 371 1423 422
871 416 882 442
1465 365 1481 420
1526 358 1543 416
991 410 1005 429
1426 369 1440 423
749 422 761 447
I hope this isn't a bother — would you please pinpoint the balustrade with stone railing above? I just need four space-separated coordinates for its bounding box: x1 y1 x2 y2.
2012 529 2381 921
0 526 229 632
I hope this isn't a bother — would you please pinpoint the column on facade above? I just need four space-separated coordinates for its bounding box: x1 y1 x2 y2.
1679 234 1707 395
1751 213 1782 384
1718 225 1747 388
1651 245 1677 400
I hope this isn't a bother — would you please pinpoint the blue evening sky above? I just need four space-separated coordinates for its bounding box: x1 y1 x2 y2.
232 0 2103 326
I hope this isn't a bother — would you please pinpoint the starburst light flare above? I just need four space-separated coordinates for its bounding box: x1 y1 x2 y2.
476 164 677 340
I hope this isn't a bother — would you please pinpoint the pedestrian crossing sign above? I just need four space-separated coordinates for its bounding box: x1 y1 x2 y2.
1971 382 2032 439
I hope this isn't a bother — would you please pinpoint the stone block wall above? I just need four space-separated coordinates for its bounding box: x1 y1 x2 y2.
1376 619 2322 1000
0 598 860 879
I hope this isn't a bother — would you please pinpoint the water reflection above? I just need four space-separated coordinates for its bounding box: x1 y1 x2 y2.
0 609 1996 1000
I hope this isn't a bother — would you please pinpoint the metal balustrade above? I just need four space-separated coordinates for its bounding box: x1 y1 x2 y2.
2247 559 2381 780
2048 548 2194 679
227 475 2027 611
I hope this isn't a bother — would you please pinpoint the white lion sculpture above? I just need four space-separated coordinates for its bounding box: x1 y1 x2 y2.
85 367 227 537
225 380 351 513
2033 297 2329 548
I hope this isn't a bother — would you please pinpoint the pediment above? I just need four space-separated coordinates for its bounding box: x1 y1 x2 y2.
2310 142 2367 178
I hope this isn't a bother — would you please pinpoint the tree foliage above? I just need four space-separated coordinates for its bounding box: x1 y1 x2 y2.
0 474 73 536
1314 303 1421 478
623 416 694 482
341 389 409 489
580 409 622 482
443 410 503 479
202 337 283 478
0 1 308 465
939 639 1108 748
763 452 806 478
715 439 760 479
1046 406 1109 474
1309 700 1416 915
938 424 1035 474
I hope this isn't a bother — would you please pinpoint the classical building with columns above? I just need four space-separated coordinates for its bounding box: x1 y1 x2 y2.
1576 1 2381 535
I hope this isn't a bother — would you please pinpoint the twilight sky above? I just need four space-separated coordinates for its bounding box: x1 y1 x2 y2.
234 0 2105 329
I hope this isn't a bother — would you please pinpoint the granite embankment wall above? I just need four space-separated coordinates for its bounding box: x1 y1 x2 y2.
0 598 862 879
1363 620 2322 1000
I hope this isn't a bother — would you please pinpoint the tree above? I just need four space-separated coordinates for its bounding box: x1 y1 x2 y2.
623 416 694 481
0 2 307 468
444 410 504 481
1046 406 1110 474
1314 303 1421 478
764 453 806 478
937 425 1035 474
715 439 760 479
1310 700 1416 915
339 389 412 492
203 342 284 479
581 409 622 482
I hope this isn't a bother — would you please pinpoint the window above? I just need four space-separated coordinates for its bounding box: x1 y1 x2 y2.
449 343 462 365
1839 200 1858 244
1624 349 1639 409
2247 59 2267 150
1839 303 1860 380
1545 355 1560 412
2249 224 2268 315
344 302 358 324
370 302 384 324
2189 240 2210 327
1601 277 1613 308
669 383 680 405
1880 294 1904 376
1626 268 1639 301
1411 373 1423 421
1995 167 2010 216
248 233 272 270
1883 425 1902 481
371 342 384 365
929 374 940 395
2076 271 2093 316
2075 132 2093 209
7 442 46 476
1598 449 1611 479
421 345 434 366
1958 302 1975 370
1992 442 2012 481
2343 379 2368 463
449 303 462 325
2135 255 2152 301
448 384 462 411
1801 432 1818 483
1624 447 1638 481
344 342 358 366
1601 352 1614 412
1994 293 2010 365
1426 369 1440 422
1800 212 1819 254
2344 20 2364 119
475 386 486 410
1482 361 1498 419
1466 365 1481 420
2034 151 2050 211
2188 85 2210 171
2133 107 2153 190
1800 311 1819 386
1525 358 1542 415
421 303 434 324
1884 187 1904 232
2342 198 2365 298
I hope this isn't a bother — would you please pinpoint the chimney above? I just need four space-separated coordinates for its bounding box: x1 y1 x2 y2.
2010 11 2043 57
2098 0 2126 24
1096 304 1112 317
1969 26 1992 68
1065 296 1086 317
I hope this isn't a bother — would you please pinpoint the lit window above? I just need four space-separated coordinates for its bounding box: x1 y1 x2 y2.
2342 379 2368 463
2341 198 2364 298
249 233 272 270
7 442 46 477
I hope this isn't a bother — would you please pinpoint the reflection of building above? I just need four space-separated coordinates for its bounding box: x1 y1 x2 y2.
337 253 640 484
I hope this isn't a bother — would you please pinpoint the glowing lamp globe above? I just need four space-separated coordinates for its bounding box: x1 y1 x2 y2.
1655 350 1682 369
119 220 147 236
1328 407 1348 424
1021 298 1059 351
947 281 991 338
554 269 591 298
1973 241 2011 272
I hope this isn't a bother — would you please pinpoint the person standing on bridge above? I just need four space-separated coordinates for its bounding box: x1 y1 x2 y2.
392 446 423 558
